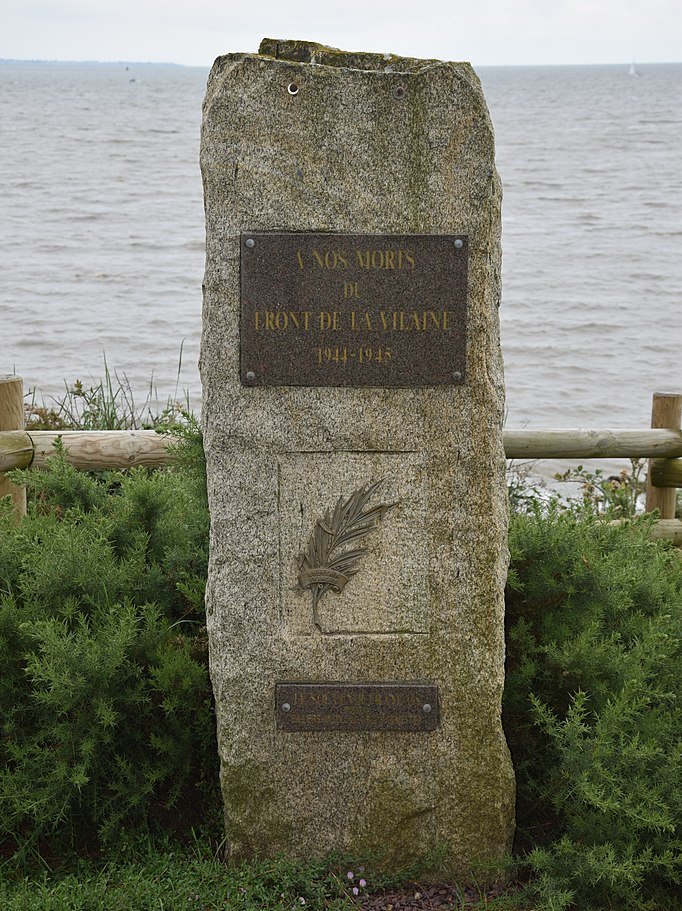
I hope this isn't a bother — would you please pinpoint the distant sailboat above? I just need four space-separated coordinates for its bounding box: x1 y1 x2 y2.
628 61 640 76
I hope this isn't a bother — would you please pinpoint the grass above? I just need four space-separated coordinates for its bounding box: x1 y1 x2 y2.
0 838 529 910
24 349 191 431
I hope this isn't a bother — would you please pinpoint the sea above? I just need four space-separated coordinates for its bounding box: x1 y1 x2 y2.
1 60 681 477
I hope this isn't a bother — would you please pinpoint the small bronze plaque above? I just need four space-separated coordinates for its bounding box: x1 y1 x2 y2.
241 233 467 387
275 682 439 732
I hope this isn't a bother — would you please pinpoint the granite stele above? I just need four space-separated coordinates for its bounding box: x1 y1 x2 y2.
200 39 515 876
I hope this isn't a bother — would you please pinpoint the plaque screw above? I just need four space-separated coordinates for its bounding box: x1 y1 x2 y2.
245 237 255 249
282 702 291 713
452 371 462 382
245 370 256 383
287 82 299 95
422 703 432 714
393 85 406 99
454 239 464 250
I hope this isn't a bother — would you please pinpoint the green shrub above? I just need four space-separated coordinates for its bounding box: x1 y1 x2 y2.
552 460 646 518
505 506 682 910
0 425 217 864
3 390 681 911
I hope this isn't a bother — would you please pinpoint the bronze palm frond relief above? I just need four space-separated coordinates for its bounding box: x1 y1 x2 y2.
296 480 398 631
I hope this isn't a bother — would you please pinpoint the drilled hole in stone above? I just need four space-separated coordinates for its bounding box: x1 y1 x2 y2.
393 85 406 99
287 82 300 96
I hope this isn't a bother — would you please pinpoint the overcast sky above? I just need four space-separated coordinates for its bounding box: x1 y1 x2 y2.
1 0 680 67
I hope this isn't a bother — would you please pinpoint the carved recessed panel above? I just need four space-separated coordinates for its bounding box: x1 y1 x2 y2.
278 452 428 636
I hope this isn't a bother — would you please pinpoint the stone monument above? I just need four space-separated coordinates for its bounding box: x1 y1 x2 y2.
200 39 514 876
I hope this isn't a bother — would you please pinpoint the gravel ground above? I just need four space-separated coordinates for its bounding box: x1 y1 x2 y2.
359 880 517 910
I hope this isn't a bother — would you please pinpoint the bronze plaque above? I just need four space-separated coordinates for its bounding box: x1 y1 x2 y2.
241 233 467 387
275 682 439 732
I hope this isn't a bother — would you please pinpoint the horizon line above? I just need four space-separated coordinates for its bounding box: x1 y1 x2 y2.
1 56 681 69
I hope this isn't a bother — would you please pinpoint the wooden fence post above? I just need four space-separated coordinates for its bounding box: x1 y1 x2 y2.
0 376 27 521
645 392 682 519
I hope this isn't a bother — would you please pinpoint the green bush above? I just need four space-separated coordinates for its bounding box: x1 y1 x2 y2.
505 506 682 910
2 401 681 911
0 425 217 864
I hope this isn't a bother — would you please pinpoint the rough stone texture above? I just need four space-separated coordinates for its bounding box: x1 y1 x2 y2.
200 39 514 877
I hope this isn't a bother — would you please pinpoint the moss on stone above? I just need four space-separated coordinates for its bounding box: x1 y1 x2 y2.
357 776 437 870
258 38 444 73
221 761 292 859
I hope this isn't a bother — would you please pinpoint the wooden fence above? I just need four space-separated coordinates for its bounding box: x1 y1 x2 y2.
2 376 681 536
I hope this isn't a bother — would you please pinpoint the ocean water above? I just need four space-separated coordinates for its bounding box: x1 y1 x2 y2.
485 63 682 432
1 60 680 471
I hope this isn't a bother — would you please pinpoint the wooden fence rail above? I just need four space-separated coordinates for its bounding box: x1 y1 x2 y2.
0 429 174 472
0 377 26 517
1 378 681 530
645 392 682 521
2 427 682 473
